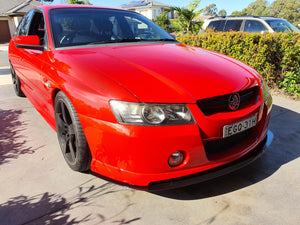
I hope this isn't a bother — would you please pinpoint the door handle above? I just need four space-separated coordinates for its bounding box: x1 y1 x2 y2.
41 78 51 89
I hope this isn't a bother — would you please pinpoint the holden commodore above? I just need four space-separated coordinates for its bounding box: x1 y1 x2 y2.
9 5 272 190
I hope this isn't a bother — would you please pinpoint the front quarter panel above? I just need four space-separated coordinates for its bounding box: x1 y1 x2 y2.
49 50 139 123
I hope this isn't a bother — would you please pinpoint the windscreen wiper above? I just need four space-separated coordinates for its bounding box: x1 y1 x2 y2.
149 38 178 42
87 39 143 45
87 38 177 45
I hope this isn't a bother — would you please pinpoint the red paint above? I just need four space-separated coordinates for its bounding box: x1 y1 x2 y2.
15 35 41 46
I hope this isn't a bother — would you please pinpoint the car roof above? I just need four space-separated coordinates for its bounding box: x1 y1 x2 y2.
259 17 283 20
206 16 280 21
35 4 126 12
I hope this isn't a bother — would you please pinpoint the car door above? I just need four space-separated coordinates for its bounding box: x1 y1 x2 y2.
10 10 35 84
12 9 52 115
243 20 268 33
26 10 56 120
224 20 243 32
206 20 226 32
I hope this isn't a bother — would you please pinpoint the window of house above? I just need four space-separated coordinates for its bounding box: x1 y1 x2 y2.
153 9 157 19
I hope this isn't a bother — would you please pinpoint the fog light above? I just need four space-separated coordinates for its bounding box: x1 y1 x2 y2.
168 151 184 167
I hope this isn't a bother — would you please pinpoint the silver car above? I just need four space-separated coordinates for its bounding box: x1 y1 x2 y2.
199 16 300 34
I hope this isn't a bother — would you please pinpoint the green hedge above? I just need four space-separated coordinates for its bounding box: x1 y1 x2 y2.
177 32 300 98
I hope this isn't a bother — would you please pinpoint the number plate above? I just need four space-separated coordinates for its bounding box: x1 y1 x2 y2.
223 114 257 138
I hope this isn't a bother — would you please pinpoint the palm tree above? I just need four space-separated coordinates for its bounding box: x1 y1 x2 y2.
166 0 203 33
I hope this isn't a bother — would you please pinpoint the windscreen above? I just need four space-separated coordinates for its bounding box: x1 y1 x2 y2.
265 19 300 33
50 8 174 48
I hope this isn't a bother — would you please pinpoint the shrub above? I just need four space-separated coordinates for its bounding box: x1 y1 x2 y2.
177 31 300 97
280 69 300 98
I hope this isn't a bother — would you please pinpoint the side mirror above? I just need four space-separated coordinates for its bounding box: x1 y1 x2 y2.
15 35 44 51
169 33 176 38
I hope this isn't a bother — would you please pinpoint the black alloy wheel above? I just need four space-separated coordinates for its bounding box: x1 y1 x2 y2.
54 91 91 171
10 63 25 97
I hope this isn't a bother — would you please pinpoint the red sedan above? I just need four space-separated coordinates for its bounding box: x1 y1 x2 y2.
9 5 272 190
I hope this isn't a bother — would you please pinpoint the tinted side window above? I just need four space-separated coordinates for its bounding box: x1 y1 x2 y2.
17 10 34 36
244 20 267 33
28 12 45 45
207 20 225 31
224 20 243 31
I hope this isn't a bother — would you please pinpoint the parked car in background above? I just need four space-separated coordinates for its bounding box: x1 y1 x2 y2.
9 5 272 190
199 16 300 34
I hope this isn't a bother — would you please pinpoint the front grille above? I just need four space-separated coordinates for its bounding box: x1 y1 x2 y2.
203 128 253 160
197 86 260 116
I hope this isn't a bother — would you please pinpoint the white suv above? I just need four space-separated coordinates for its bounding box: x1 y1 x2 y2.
200 16 300 34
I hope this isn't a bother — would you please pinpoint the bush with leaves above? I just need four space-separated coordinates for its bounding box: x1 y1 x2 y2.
154 13 171 33
280 69 300 98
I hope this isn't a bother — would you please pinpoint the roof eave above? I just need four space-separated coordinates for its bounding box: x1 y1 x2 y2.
6 12 26 16
6 0 42 15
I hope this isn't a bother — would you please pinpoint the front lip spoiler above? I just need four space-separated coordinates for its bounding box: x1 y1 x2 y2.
91 131 272 191
147 132 271 191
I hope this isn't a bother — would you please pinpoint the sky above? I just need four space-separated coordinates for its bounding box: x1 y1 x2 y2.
49 0 276 15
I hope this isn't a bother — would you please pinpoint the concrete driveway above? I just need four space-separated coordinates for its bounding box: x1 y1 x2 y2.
0 45 299 225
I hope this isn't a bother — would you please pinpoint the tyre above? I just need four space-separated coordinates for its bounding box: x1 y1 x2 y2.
10 63 25 97
54 91 91 171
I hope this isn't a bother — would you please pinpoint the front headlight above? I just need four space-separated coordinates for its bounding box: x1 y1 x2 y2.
261 81 270 102
110 100 195 126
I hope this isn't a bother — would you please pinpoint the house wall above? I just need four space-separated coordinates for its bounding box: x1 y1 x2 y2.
134 6 173 20
8 17 17 37
13 16 22 31
135 8 150 19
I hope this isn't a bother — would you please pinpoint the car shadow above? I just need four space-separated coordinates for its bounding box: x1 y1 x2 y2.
0 181 141 225
151 104 300 200
0 109 41 165
0 192 80 225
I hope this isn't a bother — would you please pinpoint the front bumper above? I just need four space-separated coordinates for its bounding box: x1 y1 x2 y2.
79 94 272 189
147 132 271 191
91 132 270 191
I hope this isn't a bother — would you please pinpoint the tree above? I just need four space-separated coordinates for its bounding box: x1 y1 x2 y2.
218 9 227 17
231 11 245 16
230 0 300 26
202 4 218 16
167 0 203 33
230 0 268 16
268 0 300 26
244 0 268 16
154 13 171 33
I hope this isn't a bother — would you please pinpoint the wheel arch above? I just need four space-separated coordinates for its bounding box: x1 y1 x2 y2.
52 88 61 106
